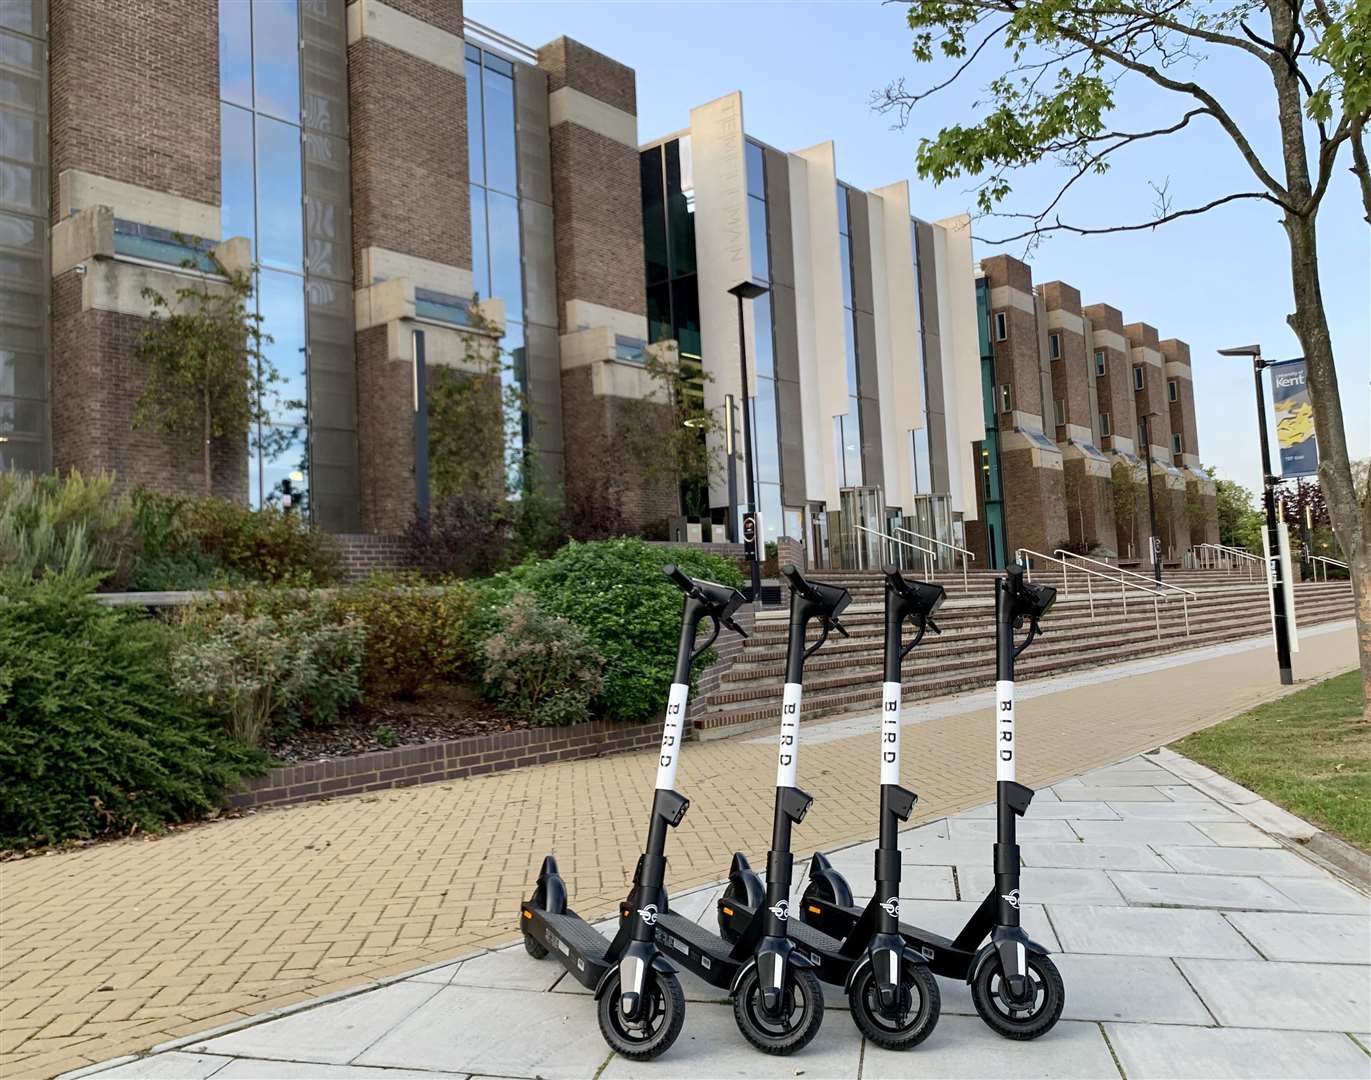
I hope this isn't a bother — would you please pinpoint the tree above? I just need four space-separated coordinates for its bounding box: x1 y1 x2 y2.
133 254 275 497
1215 477 1266 552
881 1 1371 718
1110 458 1144 558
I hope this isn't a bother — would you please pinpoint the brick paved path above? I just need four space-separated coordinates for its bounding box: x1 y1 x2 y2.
0 623 1358 1079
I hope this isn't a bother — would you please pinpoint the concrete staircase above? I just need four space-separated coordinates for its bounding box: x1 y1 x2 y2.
692 568 1355 740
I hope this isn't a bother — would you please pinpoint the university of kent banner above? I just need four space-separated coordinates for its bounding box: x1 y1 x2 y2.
1270 358 1319 478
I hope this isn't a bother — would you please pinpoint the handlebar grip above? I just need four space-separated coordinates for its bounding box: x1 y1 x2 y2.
663 564 695 595
780 563 816 600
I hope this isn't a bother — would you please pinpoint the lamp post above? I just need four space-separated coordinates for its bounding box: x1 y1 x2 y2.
1218 344 1294 685
1138 410 1163 583
728 280 769 604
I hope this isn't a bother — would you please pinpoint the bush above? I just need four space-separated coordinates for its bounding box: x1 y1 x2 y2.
334 576 474 699
175 497 341 586
0 469 134 586
470 539 743 723
482 595 604 726
171 590 364 744
0 575 265 848
406 494 514 579
129 491 230 590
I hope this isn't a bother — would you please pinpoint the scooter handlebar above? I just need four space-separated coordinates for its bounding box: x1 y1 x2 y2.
881 563 947 619
662 564 749 637
780 563 852 620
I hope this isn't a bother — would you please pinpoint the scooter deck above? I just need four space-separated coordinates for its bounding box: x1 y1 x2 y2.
528 908 615 989
653 911 740 989
718 900 852 985
804 899 972 980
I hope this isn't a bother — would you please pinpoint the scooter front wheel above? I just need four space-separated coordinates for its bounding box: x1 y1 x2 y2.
971 951 1064 1040
732 965 825 1055
597 969 685 1060
849 958 940 1050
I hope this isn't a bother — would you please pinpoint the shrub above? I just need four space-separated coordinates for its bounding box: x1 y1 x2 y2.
176 497 342 586
482 595 604 726
128 491 230 590
470 539 743 723
406 494 514 579
171 590 364 744
333 576 474 699
0 574 265 848
0 470 134 586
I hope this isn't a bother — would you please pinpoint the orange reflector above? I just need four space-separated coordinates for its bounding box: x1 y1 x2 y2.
807 905 822 914
721 906 734 916
521 910 532 919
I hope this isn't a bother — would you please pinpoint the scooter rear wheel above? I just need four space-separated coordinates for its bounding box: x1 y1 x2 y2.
732 965 825 1055
971 952 1064 1040
523 933 548 959
597 969 685 1060
849 957 940 1050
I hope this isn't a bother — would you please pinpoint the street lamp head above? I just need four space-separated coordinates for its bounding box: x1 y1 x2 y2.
1217 344 1261 357
728 280 769 300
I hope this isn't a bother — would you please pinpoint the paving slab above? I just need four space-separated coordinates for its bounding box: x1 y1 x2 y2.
189 982 441 1065
947 817 1078 841
216 1062 469 1079
1108 870 1309 911
952 801 1121 820
407 961 463 986
1104 1022 1371 1079
1224 911 1371 964
956 865 1125 906
1050 904 1259 958
1020 841 1170 871
1233 798 1321 840
898 898 1061 952
1054 784 1174 802
1156 845 1326 878
597 1000 863 1079
355 985 611 1078
1057 953 1213 1024
897 838 1002 867
1155 783 1223 802
1067 819 1216 846
88 1054 233 1079
1070 767 1175 787
818 849 957 899
1178 957 1371 1031
1107 801 1242 821
861 1016 1119 1079
1194 820 1282 847
1261 875 1371 915
447 943 567 992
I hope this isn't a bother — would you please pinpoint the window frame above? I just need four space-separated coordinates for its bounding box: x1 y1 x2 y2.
1053 398 1065 427
993 311 1007 341
1049 332 1061 360
1100 412 1111 437
1133 364 1145 391
1094 350 1106 376
1168 378 1179 402
1172 432 1183 454
999 383 1013 413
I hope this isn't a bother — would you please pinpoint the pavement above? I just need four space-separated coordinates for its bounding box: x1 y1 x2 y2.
0 620 1362 1079
61 749 1371 1080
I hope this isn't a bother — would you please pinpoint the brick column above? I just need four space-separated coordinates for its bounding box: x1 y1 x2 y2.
981 254 1068 557
1126 322 1188 561
536 37 666 534
1084 302 1140 557
47 0 244 498
1162 337 1218 547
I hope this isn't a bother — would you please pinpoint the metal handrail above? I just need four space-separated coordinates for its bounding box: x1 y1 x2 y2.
1054 549 1198 601
1195 542 1260 579
1308 554 1349 582
896 527 975 588
1016 548 1181 640
852 523 934 577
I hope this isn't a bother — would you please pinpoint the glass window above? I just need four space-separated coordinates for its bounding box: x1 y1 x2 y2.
1053 398 1065 427
641 149 668 284
0 159 40 215
0 347 43 398
252 0 300 122
1049 332 1061 360
994 311 1007 341
219 0 253 106
258 268 307 424
466 54 484 185
257 422 310 512
745 140 766 199
646 280 671 344
751 292 774 380
220 104 256 253
836 185 849 235
759 482 783 545
671 276 700 358
1168 379 1178 402
484 51 514 77
843 316 857 393
0 1 41 35
482 65 517 195
1133 364 1144 390
753 380 779 484
747 196 769 284
839 233 853 310
1000 384 1013 412
665 140 695 278
842 406 862 486
912 427 931 494
255 115 303 270
1100 412 1111 436
303 130 350 280
1094 350 1106 376
833 415 846 486
486 189 523 324
470 185 489 298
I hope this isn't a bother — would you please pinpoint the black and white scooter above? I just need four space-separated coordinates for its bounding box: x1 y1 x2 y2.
520 565 747 1060
800 564 1066 1039
718 565 943 1049
643 563 846 1055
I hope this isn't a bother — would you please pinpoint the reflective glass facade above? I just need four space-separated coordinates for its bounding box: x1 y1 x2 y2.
0 0 49 472
908 222 934 494
219 0 355 518
836 184 862 486
744 140 785 547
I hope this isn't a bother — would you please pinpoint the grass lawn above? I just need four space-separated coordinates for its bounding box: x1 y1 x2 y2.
1173 670 1371 852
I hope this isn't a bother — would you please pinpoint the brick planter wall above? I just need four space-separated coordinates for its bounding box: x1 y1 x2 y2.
328 533 413 581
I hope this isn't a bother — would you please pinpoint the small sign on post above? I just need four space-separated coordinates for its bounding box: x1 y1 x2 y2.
742 512 758 562
1269 358 1319 478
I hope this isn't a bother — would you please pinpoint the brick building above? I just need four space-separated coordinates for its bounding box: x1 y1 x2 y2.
0 3 1217 564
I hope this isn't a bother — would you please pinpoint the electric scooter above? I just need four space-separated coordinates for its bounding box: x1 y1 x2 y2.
643 563 846 1055
717 565 943 1049
520 565 748 1060
799 564 1067 1040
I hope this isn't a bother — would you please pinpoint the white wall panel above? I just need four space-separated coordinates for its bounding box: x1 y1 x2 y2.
873 181 923 510
933 214 985 519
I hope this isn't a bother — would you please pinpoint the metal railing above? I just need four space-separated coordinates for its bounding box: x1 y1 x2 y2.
1055 548 1198 613
851 523 935 577
896 527 975 588
1016 548 1181 640
1308 555 1349 582
1194 543 1261 579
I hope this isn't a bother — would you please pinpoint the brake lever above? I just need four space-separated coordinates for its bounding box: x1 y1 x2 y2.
829 617 850 639
926 617 942 636
723 617 749 639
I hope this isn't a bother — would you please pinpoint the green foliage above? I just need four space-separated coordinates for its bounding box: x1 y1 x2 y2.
427 361 507 506
0 574 265 848
171 591 364 745
1214 477 1264 552
1174 670 1371 851
133 253 279 497
621 343 719 518
173 496 342 586
1109 459 1143 555
0 470 134 586
334 577 474 700
128 490 231 590
469 539 744 723
481 595 605 726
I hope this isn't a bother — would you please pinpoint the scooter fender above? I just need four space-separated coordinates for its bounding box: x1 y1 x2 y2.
527 855 567 916
967 927 1050 985
725 852 766 909
800 851 855 911
842 942 929 995
735 936 815 1016
593 950 678 1007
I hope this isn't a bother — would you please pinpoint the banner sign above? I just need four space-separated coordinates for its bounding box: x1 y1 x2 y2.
1269 359 1319 478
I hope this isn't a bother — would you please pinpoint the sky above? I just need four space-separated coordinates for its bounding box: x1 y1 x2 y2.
468 0 1370 497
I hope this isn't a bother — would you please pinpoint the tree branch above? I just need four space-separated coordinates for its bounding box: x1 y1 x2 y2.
1351 117 1371 225
977 191 1280 244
